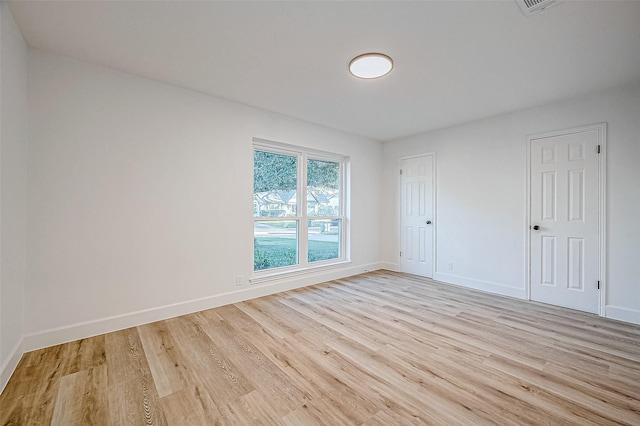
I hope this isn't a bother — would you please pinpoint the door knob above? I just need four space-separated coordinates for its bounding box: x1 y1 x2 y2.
532 225 540 230
426 220 432 225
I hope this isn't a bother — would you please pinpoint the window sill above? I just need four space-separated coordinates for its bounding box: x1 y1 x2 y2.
250 260 352 285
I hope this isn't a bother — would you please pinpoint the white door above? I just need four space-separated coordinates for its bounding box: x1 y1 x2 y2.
400 155 434 277
530 126 603 313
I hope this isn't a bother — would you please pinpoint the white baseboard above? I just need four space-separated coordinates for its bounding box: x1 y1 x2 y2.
377 262 399 272
605 305 640 325
22 262 384 353
433 271 527 300
1 338 24 394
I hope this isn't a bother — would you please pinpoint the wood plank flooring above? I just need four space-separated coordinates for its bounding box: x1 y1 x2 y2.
1 270 639 425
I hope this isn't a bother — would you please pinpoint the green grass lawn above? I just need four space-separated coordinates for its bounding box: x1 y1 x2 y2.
254 237 339 270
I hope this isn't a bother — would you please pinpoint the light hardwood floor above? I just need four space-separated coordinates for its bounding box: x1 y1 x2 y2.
1 270 639 425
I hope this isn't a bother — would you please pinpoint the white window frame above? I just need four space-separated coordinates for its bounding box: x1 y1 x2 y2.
252 138 349 281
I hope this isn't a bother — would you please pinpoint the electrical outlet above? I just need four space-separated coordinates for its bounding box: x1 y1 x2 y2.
235 275 242 286
447 262 454 271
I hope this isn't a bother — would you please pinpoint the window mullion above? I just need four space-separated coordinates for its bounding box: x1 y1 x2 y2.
299 152 308 267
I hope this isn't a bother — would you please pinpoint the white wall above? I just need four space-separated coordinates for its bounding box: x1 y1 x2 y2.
382 82 640 324
0 3 29 391
25 50 382 349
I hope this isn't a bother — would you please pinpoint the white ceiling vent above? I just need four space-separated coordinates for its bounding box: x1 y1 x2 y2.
515 0 563 16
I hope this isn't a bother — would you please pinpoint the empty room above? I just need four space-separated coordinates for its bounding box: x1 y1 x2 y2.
1 1 639 424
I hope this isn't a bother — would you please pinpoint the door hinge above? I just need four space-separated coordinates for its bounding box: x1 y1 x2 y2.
597 280 600 289
400 169 403 175
400 251 402 257
597 145 601 154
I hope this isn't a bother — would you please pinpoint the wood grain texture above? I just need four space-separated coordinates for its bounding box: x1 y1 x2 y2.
50 365 108 426
1 270 639 425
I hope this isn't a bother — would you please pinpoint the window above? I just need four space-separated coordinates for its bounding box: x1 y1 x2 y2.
253 140 347 274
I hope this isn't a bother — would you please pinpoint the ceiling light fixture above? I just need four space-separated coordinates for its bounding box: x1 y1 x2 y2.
349 53 393 79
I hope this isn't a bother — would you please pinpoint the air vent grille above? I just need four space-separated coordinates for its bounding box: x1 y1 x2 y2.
524 0 544 8
515 0 563 16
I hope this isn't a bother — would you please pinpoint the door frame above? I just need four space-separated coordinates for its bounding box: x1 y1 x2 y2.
524 123 607 316
398 152 437 278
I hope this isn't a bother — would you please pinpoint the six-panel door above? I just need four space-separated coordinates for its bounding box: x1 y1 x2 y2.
530 129 600 313
400 155 434 278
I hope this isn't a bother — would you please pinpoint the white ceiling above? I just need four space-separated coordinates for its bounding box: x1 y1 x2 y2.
8 1 640 142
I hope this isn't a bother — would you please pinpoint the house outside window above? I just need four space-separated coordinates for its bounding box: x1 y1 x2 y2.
253 139 348 274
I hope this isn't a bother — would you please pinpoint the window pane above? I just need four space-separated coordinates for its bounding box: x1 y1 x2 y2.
254 150 297 217
308 219 341 263
254 220 299 271
307 159 340 217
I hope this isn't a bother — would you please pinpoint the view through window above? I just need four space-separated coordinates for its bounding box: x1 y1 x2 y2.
253 142 346 272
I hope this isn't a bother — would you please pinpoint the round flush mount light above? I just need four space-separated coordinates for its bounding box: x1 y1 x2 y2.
349 53 393 79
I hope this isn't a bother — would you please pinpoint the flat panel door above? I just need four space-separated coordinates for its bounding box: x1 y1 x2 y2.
530 129 600 313
400 155 434 277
